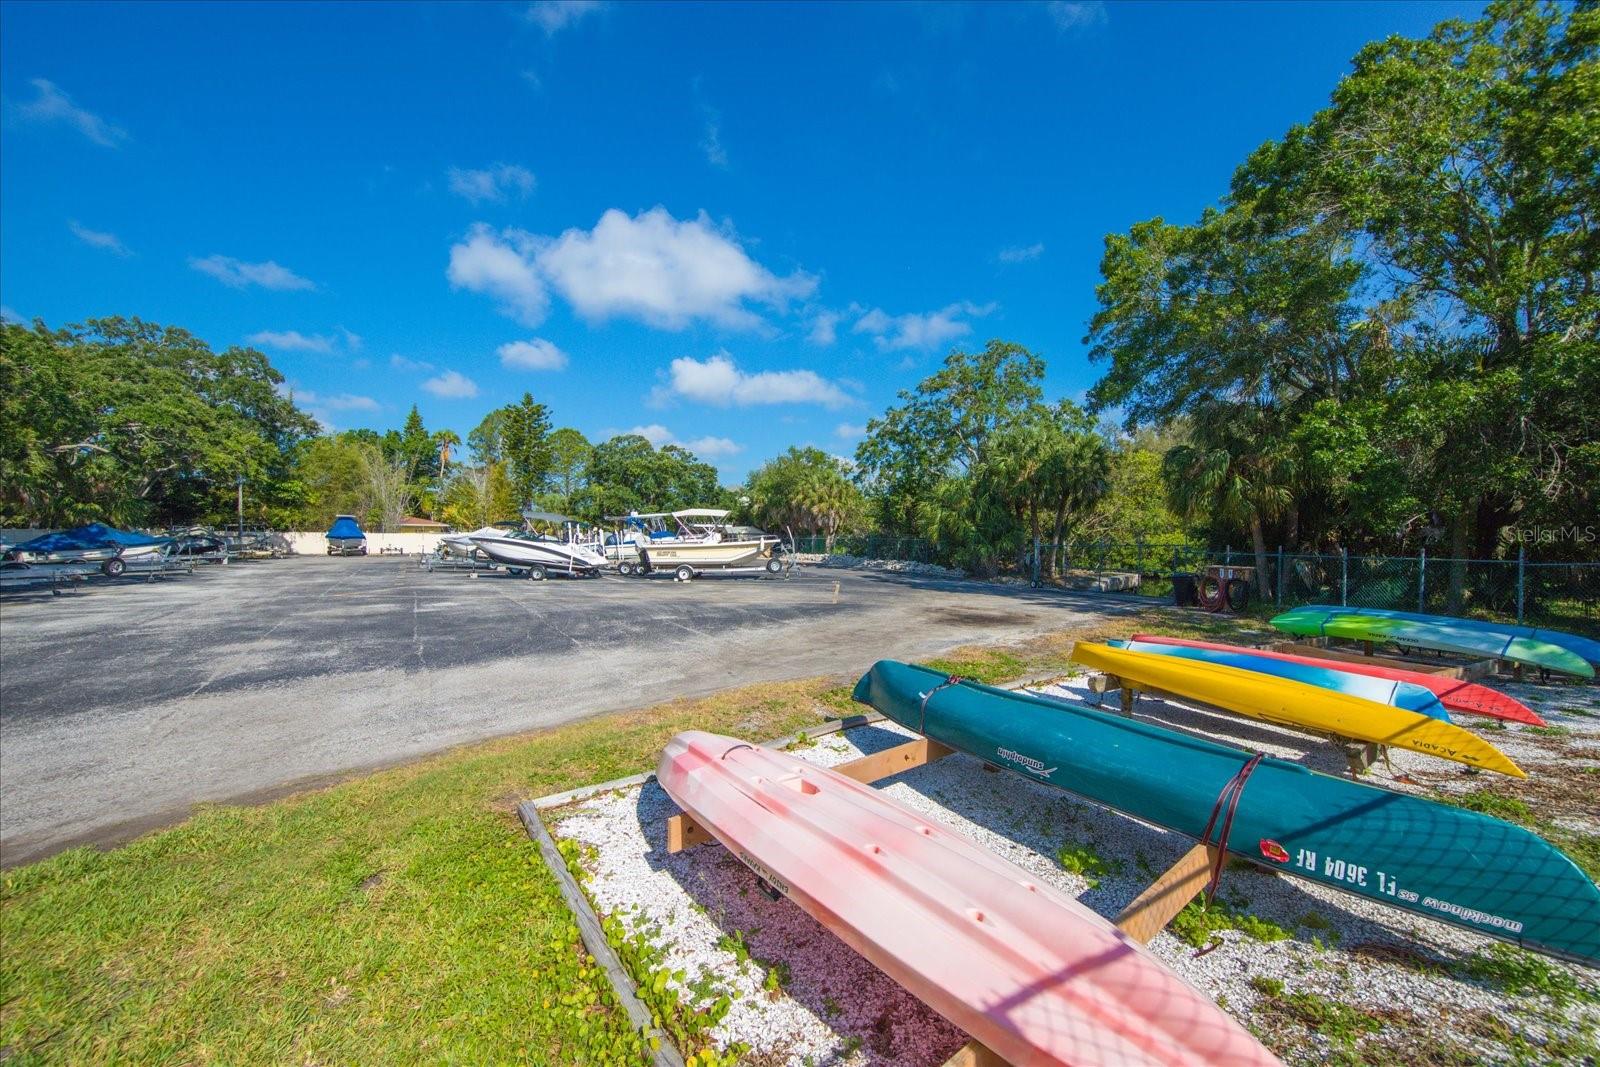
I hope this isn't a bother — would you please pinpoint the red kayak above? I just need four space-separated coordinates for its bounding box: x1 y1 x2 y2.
659 731 1280 1066
1131 635 1545 726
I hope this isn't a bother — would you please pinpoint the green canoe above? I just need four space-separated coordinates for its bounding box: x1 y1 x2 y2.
852 659 1600 968
1272 606 1595 679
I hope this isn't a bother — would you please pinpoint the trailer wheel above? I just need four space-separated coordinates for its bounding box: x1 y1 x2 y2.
618 560 634 576
528 563 547 581
765 557 784 574
675 564 694 582
103 557 126 578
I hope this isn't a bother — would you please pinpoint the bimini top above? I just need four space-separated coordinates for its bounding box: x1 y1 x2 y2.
671 508 730 520
14 523 170 553
327 515 365 539
521 509 574 525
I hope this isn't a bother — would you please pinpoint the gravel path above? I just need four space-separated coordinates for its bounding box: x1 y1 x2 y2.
550 672 1600 1066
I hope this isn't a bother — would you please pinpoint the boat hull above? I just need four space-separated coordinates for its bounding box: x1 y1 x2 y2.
1110 638 1450 720
1130 635 1544 725
639 538 777 570
657 731 1279 1066
851 660 1600 967
469 536 603 573
1072 643 1523 777
1272 607 1594 679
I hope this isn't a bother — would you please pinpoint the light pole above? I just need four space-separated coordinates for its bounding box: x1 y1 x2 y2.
235 474 246 545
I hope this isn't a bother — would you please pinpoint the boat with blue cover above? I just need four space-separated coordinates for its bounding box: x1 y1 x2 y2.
852 659 1600 967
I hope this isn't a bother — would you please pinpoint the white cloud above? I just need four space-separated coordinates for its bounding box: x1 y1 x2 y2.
626 424 742 459
853 301 995 351
663 353 851 409
701 118 728 168
998 242 1044 263
525 0 602 33
521 68 543 90
390 354 436 373
447 163 536 205
247 330 334 353
834 422 867 440
1047 1 1107 31
448 207 815 331
190 255 316 291
498 338 569 371
339 327 363 351
807 309 842 346
10 79 127 147
292 389 380 412
69 221 131 256
422 370 480 398
446 224 548 325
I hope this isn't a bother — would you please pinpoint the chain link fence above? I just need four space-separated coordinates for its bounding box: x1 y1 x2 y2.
795 533 1599 636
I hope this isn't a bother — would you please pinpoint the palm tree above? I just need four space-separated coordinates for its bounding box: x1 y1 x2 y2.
1163 402 1295 594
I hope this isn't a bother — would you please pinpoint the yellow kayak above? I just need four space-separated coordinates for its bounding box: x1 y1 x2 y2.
1070 643 1525 778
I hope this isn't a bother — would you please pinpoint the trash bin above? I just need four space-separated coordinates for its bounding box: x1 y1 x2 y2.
1171 572 1199 607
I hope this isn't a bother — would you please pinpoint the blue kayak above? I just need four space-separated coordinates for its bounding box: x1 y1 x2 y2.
1109 638 1452 721
1295 605 1600 669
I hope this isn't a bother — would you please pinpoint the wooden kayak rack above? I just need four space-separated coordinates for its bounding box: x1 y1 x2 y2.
1086 672 1389 776
666 733 1221 1067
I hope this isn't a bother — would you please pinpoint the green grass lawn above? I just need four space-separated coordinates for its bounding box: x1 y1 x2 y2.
3 607 1219 1065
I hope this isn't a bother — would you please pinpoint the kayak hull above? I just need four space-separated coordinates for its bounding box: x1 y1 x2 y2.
656 731 1279 1066
1273 607 1595 680
1130 635 1545 726
851 661 1600 968
1071 643 1524 778
1110 638 1451 721
1286 606 1600 669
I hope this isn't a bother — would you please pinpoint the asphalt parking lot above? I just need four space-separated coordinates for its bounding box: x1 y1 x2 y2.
0 556 1138 864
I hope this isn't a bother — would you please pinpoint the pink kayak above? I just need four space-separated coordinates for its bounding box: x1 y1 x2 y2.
1131 634 1545 726
658 731 1280 1067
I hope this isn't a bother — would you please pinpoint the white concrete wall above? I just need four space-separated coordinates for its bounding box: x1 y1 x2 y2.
280 531 448 555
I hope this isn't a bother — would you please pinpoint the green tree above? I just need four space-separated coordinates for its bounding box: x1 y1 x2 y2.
544 428 591 510
498 393 554 511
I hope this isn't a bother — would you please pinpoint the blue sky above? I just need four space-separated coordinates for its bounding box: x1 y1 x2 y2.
1 0 1479 478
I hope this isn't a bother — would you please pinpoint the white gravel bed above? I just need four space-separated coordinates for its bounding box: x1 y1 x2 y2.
549 672 1600 1065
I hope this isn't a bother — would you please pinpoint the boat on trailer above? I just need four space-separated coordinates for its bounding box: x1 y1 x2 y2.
627 509 790 580
467 513 606 580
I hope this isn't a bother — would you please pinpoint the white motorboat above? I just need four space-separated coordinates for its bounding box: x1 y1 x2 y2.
629 509 790 580
467 515 606 579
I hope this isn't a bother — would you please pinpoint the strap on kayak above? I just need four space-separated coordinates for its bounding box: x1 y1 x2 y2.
1198 752 1265 905
918 675 965 735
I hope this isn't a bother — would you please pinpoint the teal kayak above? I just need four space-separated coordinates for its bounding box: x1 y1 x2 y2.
852 659 1600 968
1273 606 1595 679
1289 605 1600 669
1108 638 1452 721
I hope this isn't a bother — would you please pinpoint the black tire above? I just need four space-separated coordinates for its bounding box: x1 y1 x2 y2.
1197 575 1226 612
765 557 783 574
618 561 634 577
102 557 126 577
675 564 694 582
528 563 547 581
1225 578 1252 610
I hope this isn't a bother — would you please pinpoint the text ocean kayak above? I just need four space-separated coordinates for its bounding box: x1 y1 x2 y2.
1109 638 1451 721
1130 635 1545 726
1071 643 1524 778
851 661 1600 967
1272 606 1594 680
657 731 1281 1066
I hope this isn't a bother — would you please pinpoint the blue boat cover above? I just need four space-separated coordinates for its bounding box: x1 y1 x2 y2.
327 516 366 539
14 523 169 553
